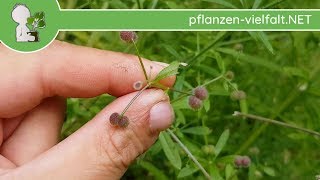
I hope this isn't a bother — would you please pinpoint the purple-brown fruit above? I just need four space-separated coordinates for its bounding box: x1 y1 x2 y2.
188 96 202 110
109 112 120 126
241 156 251 167
234 156 243 167
118 116 129 128
120 31 138 43
194 86 209 100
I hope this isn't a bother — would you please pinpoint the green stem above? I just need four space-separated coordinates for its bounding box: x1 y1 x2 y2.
233 111 320 137
132 40 149 81
120 83 150 117
202 75 224 87
136 0 142 9
167 129 212 180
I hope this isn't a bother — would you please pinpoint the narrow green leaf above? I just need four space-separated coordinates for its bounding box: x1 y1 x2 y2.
203 0 238 9
252 0 262 8
163 44 182 59
283 67 309 79
182 126 212 135
159 132 182 169
154 61 180 82
203 99 211 112
177 166 198 178
225 164 234 179
240 99 248 115
139 161 169 180
215 129 230 156
262 0 286 9
216 48 282 72
248 164 257 180
256 32 275 54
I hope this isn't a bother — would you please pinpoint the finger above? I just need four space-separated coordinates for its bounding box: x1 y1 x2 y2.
4 89 174 179
1 97 66 165
0 41 175 118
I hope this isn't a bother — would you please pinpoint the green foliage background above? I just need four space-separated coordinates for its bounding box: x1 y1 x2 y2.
57 0 320 179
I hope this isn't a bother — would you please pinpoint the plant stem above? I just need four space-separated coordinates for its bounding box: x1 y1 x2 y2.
167 129 212 180
120 83 150 117
233 111 320 137
132 40 149 81
202 75 223 87
136 0 142 9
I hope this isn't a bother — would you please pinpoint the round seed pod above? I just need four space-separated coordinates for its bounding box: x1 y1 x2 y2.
133 81 143 90
194 86 209 100
230 90 247 101
120 31 138 43
118 116 129 128
202 145 215 155
241 156 251 168
225 71 235 80
188 96 203 110
234 156 243 168
109 113 120 126
234 43 244 51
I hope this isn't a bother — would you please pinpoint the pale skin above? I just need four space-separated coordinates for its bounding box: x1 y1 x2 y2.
0 41 175 179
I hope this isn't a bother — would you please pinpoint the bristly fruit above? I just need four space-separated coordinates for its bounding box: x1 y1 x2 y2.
241 156 251 168
234 156 243 168
188 96 203 110
109 112 120 126
230 90 247 101
120 31 138 43
118 116 129 128
225 71 235 80
194 86 208 100
133 81 143 90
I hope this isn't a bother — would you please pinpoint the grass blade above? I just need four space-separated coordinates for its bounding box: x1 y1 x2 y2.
203 0 238 9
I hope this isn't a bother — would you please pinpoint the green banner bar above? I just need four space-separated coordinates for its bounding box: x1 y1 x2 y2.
58 10 318 31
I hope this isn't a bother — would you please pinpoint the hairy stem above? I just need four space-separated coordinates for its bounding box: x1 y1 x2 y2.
167 129 212 180
233 111 320 137
132 40 149 81
120 83 150 117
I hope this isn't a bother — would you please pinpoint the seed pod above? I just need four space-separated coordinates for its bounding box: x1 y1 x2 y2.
225 71 235 80
234 43 244 51
194 86 209 100
230 90 247 101
188 96 203 110
241 156 251 167
202 145 215 155
133 81 143 90
120 31 138 43
118 116 129 128
109 112 120 126
234 156 243 168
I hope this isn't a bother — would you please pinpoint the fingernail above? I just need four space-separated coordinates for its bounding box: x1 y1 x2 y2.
150 101 174 131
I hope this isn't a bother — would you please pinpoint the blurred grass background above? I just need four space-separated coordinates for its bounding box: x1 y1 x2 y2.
57 0 320 179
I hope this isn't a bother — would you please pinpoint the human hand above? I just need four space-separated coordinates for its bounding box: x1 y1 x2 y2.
0 41 175 179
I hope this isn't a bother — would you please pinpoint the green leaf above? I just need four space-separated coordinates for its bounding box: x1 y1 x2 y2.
216 48 282 72
203 99 211 112
35 12 44 19
214 52 225 73
177 166 198 178
214 129 230 156
252 0 262 8
248 164 257 180
240 99 248 115
159 132 182 169
27 17 35 25
249 32 274 54
283 67 309 79
154 61 180 82
225 164 234 179
182 126 212 135
262 0 286 9
203 0 238 8
37 20 46 28
139 161 169 180
162 44 182 59
239 0 248 8
263 166 276 176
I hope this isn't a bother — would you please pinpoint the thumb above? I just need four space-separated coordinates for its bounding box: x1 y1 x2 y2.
5 89 174 180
